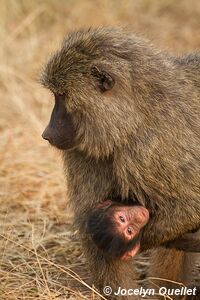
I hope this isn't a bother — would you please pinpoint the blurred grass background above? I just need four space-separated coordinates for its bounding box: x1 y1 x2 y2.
0 0 199 299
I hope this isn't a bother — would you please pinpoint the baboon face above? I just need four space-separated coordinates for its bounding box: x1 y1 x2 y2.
41 64 116 151
41 28 142 156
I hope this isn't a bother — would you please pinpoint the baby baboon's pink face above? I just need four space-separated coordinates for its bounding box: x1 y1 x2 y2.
113 205 149 260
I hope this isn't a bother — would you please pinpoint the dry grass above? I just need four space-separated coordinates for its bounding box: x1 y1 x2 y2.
0 0 200 299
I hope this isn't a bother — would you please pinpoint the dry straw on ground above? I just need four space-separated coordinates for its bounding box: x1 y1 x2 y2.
0 0 200 299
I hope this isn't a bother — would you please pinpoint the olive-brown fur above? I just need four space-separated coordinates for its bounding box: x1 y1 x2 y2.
41 27 200 299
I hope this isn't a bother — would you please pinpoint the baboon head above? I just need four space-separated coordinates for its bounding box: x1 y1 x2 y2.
41 27 165 157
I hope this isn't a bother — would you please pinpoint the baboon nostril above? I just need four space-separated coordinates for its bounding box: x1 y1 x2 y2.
42 133 49 141
41 128 51 141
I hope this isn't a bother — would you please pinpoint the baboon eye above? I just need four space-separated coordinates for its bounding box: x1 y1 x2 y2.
54 93 66 100
91 66 115 92
119 216 125 223
127 227 133 235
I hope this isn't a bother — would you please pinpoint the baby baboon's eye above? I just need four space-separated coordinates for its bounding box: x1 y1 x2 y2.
119 216 125 223
127 227 133 235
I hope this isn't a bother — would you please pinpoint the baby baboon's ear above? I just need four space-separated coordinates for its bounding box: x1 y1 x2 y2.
91 66 115 92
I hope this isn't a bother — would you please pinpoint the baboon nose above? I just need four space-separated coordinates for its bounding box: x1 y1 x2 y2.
42 133 48 141
42 128 51 141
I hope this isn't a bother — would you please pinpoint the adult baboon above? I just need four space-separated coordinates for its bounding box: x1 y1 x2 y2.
41 27 200 299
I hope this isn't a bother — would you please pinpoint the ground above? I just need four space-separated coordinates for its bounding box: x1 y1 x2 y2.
0 0 200 299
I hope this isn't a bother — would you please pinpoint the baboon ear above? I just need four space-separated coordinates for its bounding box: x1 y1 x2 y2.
91 66 115 92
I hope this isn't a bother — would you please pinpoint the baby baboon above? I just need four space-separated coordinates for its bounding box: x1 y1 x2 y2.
41 28 200 298
87 200 200 260
87 200 149 260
